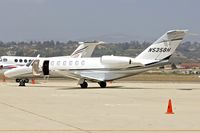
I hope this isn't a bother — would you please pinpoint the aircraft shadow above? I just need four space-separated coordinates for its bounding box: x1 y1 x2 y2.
18 85 158 90
18 84 195 91
57 86 150 90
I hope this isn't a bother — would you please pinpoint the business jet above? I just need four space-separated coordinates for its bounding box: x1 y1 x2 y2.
1 41 102 84
4 30 187 88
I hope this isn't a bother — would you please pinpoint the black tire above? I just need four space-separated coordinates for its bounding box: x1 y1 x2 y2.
16 79 20 83
99 81 107 88
25 79 29 83
19 79 26 86
80 81 88 88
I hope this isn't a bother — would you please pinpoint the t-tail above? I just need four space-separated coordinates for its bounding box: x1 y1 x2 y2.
135 30 188 65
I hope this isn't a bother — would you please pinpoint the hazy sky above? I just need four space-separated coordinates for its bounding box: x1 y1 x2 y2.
0 0 199 42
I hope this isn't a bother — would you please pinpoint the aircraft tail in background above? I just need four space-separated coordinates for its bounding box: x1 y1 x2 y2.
70 41 104 58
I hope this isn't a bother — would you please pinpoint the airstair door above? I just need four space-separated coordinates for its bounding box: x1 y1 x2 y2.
32 60 40 76
43 60 49 75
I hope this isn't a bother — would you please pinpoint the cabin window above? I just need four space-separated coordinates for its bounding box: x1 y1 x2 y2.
81 60 85 65
75 61 79 65
57 61 61 66
24 59 27 63
69 61 73 66
14 59 18 62
51 61 54 66
19 59 23 63
63 61 67 66
3 58 8 62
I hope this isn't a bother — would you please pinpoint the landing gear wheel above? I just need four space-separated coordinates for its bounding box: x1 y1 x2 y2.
25 78 29 83
80 81 88 88
19 79 26 86
98 81 107 88
16 79 20 83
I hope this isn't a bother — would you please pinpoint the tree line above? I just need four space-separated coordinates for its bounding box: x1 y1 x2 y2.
0 40 199 63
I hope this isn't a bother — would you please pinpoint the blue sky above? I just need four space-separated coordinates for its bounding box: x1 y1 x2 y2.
0 0 199 42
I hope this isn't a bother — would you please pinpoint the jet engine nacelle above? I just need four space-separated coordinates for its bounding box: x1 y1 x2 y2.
101 56 132 65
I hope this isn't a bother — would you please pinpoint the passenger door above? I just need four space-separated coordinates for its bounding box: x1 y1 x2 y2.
43 60 49 75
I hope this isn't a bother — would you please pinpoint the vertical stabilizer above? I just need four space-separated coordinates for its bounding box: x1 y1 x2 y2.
135 30 188 62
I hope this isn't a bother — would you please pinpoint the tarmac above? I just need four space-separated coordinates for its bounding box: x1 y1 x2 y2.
0 79 200 133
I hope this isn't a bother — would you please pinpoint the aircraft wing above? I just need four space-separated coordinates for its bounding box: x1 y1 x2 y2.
47 68 101 82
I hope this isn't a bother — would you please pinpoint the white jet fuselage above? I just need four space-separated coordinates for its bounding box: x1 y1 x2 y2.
6 55 166 81
47 56 166 81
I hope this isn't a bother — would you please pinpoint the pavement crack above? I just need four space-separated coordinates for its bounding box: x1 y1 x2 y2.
0 101 91 133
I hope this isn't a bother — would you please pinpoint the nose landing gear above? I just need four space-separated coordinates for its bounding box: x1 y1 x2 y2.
17 78 29 86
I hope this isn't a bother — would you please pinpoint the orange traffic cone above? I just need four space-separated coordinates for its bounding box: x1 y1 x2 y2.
166 99 174 114
31 79 35 84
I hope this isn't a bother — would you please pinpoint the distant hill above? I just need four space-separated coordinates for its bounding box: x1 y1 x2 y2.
0 40 199 63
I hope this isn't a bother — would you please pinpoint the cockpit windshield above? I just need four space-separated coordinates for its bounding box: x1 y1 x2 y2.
0 57 2 62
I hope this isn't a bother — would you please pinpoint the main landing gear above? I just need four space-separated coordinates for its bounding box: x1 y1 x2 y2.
98 81 107 88
16 78 29 86
79 80 107 88
80 81 88 88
